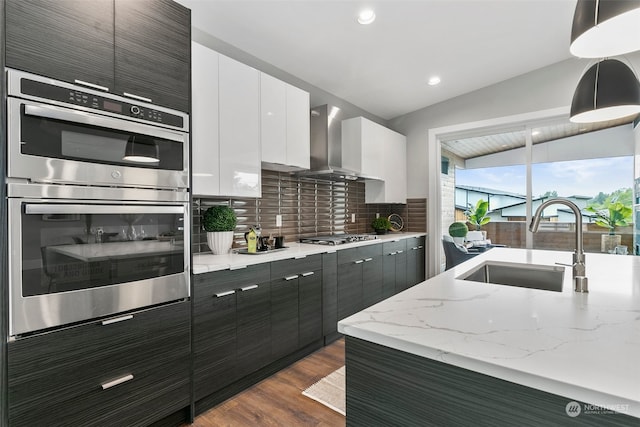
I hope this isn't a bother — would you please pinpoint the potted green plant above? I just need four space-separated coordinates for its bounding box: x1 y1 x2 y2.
585 201 632 253
202 205 237 254
448 221 468 244
465 199 490 240
371 217 391 235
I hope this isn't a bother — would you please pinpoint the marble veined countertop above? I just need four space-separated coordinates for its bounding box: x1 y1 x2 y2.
338 247 640 418
192 232 426 274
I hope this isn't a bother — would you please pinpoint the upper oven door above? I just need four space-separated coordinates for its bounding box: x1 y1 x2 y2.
7 97 189 189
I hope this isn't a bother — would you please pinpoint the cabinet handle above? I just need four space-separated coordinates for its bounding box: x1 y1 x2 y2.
294 255 307 259
214 290 236 298
354 259 364 264
101 374 134 390
101 315 133 326
363 258 373 262
301 271 315 277
389 252 397 256
285 275 299 281
397 250 404 254
411 247 419 250
418 246 424 249
240 285 258 291
230 265 248 270
74 79 109 92
123 92 152 103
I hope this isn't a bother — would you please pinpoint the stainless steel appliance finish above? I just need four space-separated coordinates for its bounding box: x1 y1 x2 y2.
7 69 189 190
297 105 377 182
7 183 190 337
300 234 378 245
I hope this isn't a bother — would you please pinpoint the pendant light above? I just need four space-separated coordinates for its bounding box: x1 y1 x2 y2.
570 58 640 123
123 135 160 163
570 0 640 58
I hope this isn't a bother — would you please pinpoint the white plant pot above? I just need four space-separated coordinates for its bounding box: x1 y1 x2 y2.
466 231 484 242
207 231 234 255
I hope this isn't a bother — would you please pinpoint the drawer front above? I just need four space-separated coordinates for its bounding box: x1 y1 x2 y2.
270 254 321 278
194 263 270 301
383 239 406 255
8 301 190 426
358 243 383 259
337 247 361 265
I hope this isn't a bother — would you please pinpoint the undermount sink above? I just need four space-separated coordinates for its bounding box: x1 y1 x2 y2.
458 261 565 292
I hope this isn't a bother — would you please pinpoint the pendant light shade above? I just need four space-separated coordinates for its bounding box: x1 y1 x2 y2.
570 0 640 58
570 59 640 123
123 135 160 163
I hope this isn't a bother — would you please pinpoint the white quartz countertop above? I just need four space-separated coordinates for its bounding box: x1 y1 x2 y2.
192 232 426 274
338 248 640 418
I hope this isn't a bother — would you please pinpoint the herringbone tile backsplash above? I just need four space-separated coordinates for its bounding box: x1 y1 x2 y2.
192 170 426 254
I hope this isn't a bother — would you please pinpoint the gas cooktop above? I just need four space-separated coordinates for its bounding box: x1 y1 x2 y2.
299 234 378 246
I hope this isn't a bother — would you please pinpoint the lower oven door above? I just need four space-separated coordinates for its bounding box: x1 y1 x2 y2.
8 199 190 336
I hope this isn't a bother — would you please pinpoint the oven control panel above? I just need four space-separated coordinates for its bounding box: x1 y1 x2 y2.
20 78 184 128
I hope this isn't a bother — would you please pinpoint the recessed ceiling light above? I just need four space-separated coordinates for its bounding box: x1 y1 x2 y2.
358 9 376 25
427 76 441 86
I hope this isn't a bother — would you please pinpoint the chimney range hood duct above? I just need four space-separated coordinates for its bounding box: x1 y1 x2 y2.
297 105 376 181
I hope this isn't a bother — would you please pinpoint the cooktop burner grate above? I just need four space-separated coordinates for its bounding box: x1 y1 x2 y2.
299 234 378 245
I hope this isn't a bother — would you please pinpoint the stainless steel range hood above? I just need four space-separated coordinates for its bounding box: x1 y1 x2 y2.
297 105 377 181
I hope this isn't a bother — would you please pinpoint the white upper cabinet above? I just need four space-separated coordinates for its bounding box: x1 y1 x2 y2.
191 41 220 196
192 42 261 198
260 73 287 165
285 84 310 169
219 54 261 197
342 117 407 204
261 72 310 170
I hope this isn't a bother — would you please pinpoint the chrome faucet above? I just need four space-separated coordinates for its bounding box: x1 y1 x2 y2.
529 198 588 293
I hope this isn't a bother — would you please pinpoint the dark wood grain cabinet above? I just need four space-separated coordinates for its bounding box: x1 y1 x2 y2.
406 236 426 286
337 244 383 321
322 252 339 338
193 263 270 401
7 301 191 427
5 0 190 111
383 239 408 296
270 255 323 359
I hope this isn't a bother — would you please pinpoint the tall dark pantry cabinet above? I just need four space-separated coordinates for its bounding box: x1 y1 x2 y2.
0 1 191 426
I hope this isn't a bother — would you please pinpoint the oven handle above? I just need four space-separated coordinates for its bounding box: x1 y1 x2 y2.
23 104 185 142
25 204 185 215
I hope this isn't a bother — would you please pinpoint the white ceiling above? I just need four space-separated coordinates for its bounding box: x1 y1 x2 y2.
177 0 577 120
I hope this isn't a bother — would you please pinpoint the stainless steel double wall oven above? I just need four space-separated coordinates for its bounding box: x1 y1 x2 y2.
6 69 190 336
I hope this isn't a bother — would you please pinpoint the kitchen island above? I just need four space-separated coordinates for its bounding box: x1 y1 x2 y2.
338 248 640 426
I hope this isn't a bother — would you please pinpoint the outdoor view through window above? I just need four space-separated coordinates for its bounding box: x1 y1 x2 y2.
455 156 635 254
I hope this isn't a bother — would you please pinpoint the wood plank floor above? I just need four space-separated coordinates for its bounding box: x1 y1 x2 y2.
190 339 346 427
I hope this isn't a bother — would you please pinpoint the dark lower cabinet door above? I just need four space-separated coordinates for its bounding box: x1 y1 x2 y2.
114 0 190 111
299 269 323 347
337 262 362 321
271 278 299 360
5 0 115 89
395 251 408 293
322 252 338 337
382 252 397 299
236 282 271 377
193 291 237 401
362 257 383 308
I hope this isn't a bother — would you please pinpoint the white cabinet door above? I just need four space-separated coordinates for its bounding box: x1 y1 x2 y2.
343 116 407 203
383 129 407 203
261 73 287 165
219 54 261 197
191 41 220 196
285 84 310 169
